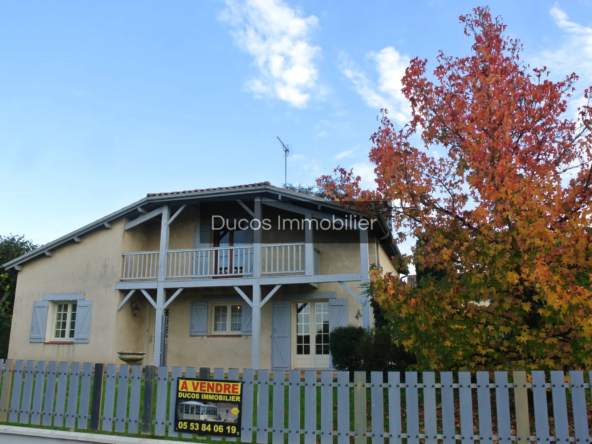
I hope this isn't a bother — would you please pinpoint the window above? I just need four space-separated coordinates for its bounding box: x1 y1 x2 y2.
296 302 329 356
53 302 77 341
211 304 242 334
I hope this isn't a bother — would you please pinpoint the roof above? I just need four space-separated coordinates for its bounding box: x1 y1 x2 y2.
147 182 271 197
2 181 401 270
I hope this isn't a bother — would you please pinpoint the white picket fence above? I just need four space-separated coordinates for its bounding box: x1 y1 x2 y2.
1 359 590 443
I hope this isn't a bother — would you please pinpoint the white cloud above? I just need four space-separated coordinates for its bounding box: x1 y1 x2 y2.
340 47 411 124
219 0 321 108
536 6 592 118
334 149 355 159
351 162 377 190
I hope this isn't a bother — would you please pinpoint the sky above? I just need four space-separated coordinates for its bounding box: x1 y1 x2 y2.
1 0 592 258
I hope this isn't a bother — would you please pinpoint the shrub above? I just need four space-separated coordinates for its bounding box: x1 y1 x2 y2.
330 325 416 372
329 325 365 371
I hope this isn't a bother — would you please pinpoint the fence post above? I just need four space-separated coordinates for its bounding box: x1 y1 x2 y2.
141 365 155 434
89 363 104 431
353 371 366 444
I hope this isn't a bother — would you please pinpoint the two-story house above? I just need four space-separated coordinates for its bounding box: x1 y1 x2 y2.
3 182 401 370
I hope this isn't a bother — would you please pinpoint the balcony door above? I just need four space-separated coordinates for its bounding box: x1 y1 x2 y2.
213 228 253 277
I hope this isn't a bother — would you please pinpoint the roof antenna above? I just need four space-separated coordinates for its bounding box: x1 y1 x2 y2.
277 137 290 186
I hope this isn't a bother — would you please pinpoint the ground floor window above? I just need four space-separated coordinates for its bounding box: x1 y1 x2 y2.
211 304 242 334
294 301 330 368
53 302 77 341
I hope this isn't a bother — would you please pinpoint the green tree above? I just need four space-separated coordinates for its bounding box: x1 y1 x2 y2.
0 234 38 358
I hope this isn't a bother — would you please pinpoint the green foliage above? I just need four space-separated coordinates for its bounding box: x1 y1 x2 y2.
329 325 416 372
329 325 365 371
282 183 327 198
0 234 38 358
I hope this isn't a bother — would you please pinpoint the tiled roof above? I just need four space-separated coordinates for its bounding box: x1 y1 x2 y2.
147 182 272 197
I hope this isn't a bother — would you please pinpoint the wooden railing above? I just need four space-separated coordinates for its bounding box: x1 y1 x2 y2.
261 243 305 275
122 243 314 280
1 359 591 444
121 251 159 280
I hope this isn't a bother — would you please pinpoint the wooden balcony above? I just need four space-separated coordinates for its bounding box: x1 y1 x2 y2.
121 243 318 281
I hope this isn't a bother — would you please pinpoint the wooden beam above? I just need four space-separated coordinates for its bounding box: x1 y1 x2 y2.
253 198 261 278
251 284 261 369
338 281 363 305
125 207 164 231
140 289 157 309
305 211 314 275
117 290 136 311
359 228 370 328
237 200 255 218
233 287 253 307
104 222 112 229
163 288 184 309
168 205 187 225
137 206 148 214
260 284 281 308
73 237 82 243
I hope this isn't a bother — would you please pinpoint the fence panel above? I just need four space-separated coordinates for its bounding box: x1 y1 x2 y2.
242 368 254 443
441 372 455 444
53 361 69 427
423 372 437 444
101 364 116 432
42 361 58 426
551 371 570 444
154 365 169 436
532 371 550 442
272 370 285 444
406 372 420 444
354 371 366 444
77 363 92 430
30 361 46 426
256 369 270 444
127 365 142 435
115 364 129 434
495 372 512 444
371 371 384 444
513 371 530 443
476 371 492 443
8 359 24 423
388 372 402 444
0 359 12 423
65 362 80 429
18 360 35 425
570 371 589 443
167 366 181 438
458 372 473 444
288 370 300 444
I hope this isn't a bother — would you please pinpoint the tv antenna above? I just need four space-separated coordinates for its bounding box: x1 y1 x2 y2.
277 137 290 186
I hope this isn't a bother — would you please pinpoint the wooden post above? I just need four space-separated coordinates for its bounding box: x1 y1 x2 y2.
154 205 170 366
305 212 314 275
252 284 261 369
253 197 262 278
359 228 370 328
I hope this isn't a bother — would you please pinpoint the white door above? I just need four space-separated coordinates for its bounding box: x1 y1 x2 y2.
292 301 330 369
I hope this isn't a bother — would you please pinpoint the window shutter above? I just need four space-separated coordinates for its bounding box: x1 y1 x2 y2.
194 224 211 278
328 298 348 331
190 302 207 336
30 301 48 343
241 303 252 336
74 301 93 343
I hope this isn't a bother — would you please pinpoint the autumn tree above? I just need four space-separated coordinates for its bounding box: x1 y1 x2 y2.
320 8 592 369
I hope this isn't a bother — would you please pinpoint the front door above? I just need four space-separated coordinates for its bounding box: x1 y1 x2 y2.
271 301 291 370
292 301 330 369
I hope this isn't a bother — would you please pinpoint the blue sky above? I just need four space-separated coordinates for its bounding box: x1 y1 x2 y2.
1 0 592 255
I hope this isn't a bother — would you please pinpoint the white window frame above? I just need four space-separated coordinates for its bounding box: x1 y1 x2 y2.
47 301 78 342
209 303 243 335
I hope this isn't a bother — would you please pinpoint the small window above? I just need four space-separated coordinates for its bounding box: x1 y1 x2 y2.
53 302 77 341
211 304 242 334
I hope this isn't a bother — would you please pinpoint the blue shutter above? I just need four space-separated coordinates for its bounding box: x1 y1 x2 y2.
74 300 93 343
241 304 252 336
271 301 291 370
329 298 348 331
190 302 207 336
30 301 48 343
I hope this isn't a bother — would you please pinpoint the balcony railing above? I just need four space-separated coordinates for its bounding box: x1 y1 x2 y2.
121 243 311 280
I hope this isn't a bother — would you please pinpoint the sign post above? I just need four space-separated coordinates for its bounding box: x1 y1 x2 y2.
174 377 243 438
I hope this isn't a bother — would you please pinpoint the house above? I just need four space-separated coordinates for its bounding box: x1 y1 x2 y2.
3 182 402 370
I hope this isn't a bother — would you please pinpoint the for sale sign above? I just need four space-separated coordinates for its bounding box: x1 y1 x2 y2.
174 378 243 437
